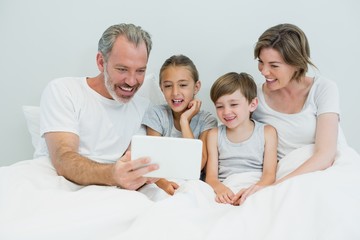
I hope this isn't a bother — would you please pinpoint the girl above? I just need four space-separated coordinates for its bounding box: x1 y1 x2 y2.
141 54 218 196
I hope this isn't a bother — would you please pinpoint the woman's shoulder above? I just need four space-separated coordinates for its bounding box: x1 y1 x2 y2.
313 75 338 88
311 75 339 96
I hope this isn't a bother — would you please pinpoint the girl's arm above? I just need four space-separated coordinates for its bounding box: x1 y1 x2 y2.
180 99 207 169
146 127 179 194
276 113 338 184
146 126 162 136
199 130 210 170
180 99 202 139
205 128 234 204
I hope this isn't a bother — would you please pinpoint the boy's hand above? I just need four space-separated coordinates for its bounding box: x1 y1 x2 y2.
215 185 235 204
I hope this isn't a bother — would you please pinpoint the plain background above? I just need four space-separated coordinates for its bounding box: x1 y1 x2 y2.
1 0 359 166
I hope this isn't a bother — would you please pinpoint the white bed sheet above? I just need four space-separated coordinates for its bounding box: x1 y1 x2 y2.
1 144 360 240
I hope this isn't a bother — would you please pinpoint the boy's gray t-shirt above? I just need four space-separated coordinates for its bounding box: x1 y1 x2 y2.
142 104 218 138
217 120 265 181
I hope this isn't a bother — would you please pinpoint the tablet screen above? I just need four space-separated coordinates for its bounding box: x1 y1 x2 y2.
131 135 202 180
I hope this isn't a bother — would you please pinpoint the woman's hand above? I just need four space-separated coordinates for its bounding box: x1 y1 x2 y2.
232 184 264 206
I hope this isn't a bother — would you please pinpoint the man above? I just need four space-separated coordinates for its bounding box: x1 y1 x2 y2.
36 23 158 190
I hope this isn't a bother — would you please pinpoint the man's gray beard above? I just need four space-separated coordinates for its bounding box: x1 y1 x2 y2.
104 63 129 103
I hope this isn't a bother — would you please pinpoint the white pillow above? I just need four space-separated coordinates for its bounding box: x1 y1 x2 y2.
22 74 165 150
22 105 40 149
137 73 165 105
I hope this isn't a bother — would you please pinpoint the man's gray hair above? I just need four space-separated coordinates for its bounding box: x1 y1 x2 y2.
98 23 152 61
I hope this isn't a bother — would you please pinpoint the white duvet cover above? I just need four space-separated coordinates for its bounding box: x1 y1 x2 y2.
1 144 360 240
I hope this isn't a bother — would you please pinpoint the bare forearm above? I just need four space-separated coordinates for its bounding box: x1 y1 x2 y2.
256 172 276 186
180 119 194 139
155 178 168 187
54 151 115 186
277 150 336 183
206 177 224 192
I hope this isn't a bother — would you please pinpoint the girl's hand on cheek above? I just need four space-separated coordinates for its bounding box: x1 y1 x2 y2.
182 99 202 122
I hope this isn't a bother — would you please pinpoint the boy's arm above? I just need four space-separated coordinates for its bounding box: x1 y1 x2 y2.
232 125 278 205
256 124 278 186
205 128 234 203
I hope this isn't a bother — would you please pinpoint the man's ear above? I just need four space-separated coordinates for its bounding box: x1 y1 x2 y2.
96 52 105 72
194 80 201 95
249 97 258 112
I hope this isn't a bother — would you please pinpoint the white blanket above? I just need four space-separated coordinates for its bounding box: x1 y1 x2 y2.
1 144 360 240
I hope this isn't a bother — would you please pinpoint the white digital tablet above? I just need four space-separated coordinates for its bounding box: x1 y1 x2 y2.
131 135 203 180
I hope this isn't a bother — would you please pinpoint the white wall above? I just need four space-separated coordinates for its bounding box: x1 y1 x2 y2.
1 0 359 166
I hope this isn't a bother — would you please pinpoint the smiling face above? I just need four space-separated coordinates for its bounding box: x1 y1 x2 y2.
215 90 257 129
160 66 200 114
100 36 148 103
258 48 298 91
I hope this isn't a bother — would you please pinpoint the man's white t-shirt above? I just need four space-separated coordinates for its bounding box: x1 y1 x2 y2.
35 77 150 163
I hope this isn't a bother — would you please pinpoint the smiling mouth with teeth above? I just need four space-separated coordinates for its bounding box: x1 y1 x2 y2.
224 116 236 121
120 86 133 92
172 99 183 104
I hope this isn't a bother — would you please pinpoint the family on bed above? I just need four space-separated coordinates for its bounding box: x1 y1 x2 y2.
37 22 343 205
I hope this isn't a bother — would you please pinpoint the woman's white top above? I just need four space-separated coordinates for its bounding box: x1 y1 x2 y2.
253 75 346 160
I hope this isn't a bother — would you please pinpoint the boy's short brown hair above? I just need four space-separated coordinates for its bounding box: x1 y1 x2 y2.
210 72 257 104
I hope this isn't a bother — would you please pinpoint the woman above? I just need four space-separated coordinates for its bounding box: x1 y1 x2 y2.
252 23 346 184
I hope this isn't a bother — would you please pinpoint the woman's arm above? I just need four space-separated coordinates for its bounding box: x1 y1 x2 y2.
276 113 338 184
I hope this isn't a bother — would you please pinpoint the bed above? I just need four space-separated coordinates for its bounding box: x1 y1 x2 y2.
1 74 360 240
